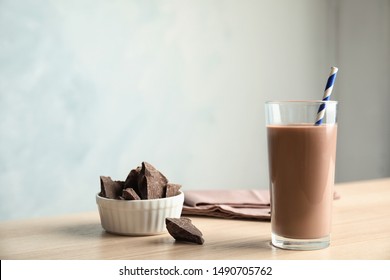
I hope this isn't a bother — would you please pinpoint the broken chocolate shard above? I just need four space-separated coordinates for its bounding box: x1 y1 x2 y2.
165 183 182 198
122 188 141 200
115 180 125 189
124 166 141 197
138 162 168 199
165 217 204 245
99 162 178 201
100 176 123 199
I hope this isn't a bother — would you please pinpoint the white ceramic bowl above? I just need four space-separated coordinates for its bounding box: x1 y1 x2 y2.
96 192 184 236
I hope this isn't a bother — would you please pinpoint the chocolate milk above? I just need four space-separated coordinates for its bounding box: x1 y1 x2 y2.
267 124 337 239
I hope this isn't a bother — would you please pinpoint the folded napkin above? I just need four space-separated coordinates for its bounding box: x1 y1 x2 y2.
182 189 340 220
182 189 271 220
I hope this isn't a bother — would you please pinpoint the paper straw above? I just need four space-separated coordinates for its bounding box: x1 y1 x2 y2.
315 67 338 125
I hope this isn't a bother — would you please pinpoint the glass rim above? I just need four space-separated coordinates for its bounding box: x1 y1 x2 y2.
265 100 338 105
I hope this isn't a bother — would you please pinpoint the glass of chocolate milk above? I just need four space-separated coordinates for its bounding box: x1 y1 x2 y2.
265 100 337 250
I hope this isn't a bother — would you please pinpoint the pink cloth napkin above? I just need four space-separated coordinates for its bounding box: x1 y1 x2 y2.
182 189 271 220
182 189 340 220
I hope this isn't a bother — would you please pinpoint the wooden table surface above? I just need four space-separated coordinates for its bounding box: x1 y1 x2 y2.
1 178 389 260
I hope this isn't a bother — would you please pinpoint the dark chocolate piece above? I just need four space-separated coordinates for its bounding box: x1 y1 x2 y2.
165 183 182 197
122 188 141 200
124 166 141 197
138 162 168 199
100 176 123 199
115 180 125 189
165 217 204 245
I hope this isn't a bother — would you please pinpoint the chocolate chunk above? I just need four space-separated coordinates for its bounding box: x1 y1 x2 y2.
165 217 204 245
116 180 125 189
122 188 141 200
124 166 141 197
138 162 168 199
100 176 123 199
165 183 182 197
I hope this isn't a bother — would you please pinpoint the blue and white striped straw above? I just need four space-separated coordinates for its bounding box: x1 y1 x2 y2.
315 67 338 125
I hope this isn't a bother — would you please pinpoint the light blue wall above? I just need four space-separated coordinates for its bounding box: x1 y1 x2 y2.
1 0 389 221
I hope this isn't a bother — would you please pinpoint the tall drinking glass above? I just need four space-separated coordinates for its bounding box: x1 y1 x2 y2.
265 100 338 250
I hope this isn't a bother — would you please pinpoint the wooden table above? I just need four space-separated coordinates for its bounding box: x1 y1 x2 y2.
1 178 389 260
